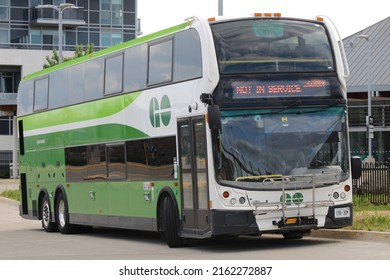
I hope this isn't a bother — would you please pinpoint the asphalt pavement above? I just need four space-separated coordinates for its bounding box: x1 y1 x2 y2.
1 179 389 243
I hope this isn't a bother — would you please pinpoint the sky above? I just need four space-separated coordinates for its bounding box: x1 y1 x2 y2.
137 0 389 39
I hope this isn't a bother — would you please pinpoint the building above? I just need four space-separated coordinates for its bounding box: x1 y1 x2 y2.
0 0 137 178
343 16 390 162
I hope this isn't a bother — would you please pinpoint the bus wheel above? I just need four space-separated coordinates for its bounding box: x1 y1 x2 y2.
40 195 57 232
162 196 184 248
55 192 77 234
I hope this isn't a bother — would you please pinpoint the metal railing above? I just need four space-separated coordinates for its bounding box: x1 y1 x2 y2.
353 160 390 204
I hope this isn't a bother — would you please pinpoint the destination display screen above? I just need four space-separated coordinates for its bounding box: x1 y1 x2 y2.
232 79 330 99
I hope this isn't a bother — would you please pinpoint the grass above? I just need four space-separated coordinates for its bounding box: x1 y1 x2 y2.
346 195 390 232
1 190 389 231
0 189 20 201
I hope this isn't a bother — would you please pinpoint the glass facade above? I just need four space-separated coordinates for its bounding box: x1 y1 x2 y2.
0 0 136 50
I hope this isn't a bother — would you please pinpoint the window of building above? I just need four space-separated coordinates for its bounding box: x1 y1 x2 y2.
0 150 12 179
104 53 123 95
101 0 111 10
148 40 173 85
100 0 123 26
0 71 20 93
30 29 41 44
30 0 40 7
0 117 13 135
101 31 122 47
0 29 8 43
10 0 26 7
0 1 9 21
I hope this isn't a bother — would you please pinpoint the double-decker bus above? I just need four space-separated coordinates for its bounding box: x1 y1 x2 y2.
18 13 362 247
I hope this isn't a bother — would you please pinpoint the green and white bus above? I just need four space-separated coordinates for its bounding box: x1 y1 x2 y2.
18 14 362 247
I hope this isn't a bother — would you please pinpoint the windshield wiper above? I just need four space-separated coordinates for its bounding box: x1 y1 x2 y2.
236 174 283 182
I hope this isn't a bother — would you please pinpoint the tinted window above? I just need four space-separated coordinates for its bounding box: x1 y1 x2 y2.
104 53 123 95
17 80 34 116
67 63 85 104
85 58 104 101
126 137 176 181
107 143 126 179
65 146 87 181
48 70 67 109
211 19 334 74
34 77 49 111
86 145 106 181
174 29 202 81
66 145 107 181
124 43 147 92
148 40 173 85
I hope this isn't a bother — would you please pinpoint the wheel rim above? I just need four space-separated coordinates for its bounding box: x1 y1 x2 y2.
58 200 66 228
42 200 50 227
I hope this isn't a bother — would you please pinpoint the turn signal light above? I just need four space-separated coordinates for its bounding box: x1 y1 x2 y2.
222 191 230 198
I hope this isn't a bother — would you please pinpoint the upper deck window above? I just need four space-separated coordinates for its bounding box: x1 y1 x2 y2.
211 19 334 74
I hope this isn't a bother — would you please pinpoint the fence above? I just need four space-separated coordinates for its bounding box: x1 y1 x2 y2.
353 161 390 204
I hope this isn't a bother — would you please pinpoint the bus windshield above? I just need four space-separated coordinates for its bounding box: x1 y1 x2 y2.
211 19 334 73
216 107 349 189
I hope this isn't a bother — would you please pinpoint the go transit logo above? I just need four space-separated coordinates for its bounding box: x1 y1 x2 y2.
280 192 304 205
149 95 171 128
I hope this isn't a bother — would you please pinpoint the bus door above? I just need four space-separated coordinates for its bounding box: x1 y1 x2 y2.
178 117 210 236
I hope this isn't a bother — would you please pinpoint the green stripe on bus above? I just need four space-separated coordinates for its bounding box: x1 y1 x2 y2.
24 123 149 150
22 91 141 131
23 22 190 81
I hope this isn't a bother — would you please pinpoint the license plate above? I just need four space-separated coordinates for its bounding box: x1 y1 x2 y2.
334 207 350 218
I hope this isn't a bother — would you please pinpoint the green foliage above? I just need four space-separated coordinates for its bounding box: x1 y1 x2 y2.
0 190 20 201
43 48 60 69
43 44 95 69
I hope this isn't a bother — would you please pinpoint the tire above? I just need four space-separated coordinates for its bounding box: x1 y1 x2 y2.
162 196 184 248
40 195 57 232
55 192 77 234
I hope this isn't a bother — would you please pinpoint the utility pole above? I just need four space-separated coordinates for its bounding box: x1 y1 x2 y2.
218 0 223 16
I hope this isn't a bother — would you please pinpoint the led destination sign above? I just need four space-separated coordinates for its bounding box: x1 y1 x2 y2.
232 79 329 99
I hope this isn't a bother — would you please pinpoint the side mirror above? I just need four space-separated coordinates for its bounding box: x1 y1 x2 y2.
351 156 362 179
207 105 221 131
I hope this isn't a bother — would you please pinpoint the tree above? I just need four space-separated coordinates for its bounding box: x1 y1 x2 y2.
43 44 95 69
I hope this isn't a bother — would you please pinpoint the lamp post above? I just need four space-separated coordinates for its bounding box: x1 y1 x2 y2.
356 35 373 159
36 3 80 64
218 0 223 16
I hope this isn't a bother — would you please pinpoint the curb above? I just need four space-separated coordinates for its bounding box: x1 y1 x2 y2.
311 228 390 243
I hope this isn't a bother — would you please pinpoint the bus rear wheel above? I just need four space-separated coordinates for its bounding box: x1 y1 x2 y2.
162 196 184 248
40 195 57 232
55 192 77 234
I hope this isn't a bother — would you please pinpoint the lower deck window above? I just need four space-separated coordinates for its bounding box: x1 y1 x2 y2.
65 136 176 182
